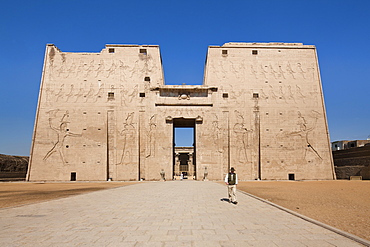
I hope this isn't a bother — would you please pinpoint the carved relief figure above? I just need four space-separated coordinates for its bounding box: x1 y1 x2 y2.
106 60 117 78
74 83 86 103
250 64 258 79
280 111 322 161
118 112 135 164
278 63 286 79
66 61 76 78
286 62 296 79
84 83 95 102
119 60 129 82
295 85 306 103
85 60 95 78
296 63 306 79
55 84 64 102
94 83 104 102
43 110 81 164
233 110 252 162
65 84 75 102
212 115 222 153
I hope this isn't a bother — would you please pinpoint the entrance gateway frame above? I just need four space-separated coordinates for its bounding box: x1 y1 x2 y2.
27 42 336 181
173 118 196 180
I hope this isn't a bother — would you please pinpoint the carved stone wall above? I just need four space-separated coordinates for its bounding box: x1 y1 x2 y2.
27 43 335 181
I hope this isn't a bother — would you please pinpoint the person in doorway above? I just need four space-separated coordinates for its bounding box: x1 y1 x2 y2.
225 167 238 204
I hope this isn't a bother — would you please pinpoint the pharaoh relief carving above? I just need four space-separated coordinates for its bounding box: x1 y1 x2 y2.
278 111 322 162
43 110 82 164
233 110 253 163
118 112 136 165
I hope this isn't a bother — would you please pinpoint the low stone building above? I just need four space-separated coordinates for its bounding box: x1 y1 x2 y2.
27 42 335 181
332 140 370 151
333 145 370 179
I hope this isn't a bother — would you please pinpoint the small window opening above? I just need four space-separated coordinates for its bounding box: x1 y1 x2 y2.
144 77 150 81
140 93 145 97
223 93 229 98
252 50 258 55
222 50 228 55
288 173 295 181
140 49 147 55
109 48 115 53
108 92 114 99
71 172 76 181
253 93 259 98
66 145 69 148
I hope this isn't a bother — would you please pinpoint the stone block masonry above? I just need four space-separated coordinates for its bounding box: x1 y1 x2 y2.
27 42 335 181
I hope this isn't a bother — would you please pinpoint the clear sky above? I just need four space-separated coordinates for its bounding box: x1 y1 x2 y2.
1 0 369 156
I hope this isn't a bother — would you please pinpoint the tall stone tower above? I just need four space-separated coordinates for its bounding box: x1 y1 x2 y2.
27 42 335 181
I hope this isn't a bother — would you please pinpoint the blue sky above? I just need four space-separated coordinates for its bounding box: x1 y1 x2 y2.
1 0 369 155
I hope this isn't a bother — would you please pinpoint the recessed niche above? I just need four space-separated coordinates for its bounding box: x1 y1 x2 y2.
140 49 147 55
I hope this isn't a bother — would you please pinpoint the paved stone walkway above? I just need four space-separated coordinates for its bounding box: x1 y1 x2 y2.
0 181 365 246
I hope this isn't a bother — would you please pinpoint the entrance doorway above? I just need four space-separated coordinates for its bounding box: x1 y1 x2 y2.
173 119 196 180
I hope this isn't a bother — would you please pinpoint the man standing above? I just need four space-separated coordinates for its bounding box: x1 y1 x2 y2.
225 167 238 204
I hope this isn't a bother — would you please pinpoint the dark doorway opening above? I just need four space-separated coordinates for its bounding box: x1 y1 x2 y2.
71 172 76 181
288 173 295 181
173 118 196 180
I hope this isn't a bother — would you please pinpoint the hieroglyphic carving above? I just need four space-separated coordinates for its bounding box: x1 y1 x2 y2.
43 110 81 164
146 114 157 158
118 112 135 164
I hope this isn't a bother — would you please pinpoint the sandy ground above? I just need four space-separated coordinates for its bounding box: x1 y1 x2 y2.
0 182 134 208
237 180 370 241
0 181 369 241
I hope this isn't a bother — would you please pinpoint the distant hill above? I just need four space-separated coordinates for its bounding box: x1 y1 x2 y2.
0 154 29 181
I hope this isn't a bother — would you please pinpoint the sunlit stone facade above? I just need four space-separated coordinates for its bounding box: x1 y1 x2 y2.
27 42 335 181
